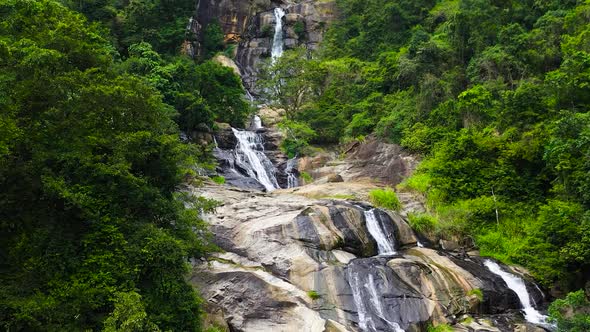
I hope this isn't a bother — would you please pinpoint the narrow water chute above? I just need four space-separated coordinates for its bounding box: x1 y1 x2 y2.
363 209 397 255
271 7 286 62
232 128 279 191
484 260 550 325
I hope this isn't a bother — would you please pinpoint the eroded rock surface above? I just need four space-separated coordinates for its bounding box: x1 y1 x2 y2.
190 184 544 332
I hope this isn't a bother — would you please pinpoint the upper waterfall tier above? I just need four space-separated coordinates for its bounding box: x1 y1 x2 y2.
271 7 286 62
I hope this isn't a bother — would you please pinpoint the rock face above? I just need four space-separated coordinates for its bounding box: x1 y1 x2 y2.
191 184 547 332
187 0 271 57
298 136 420 188
236 1 337 91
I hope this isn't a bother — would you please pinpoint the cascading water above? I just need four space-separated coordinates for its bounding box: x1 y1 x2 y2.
347 208 405 331
348 261 405 332
250 115 263 130
363 209 397 255
484 260 550 326
285 157 298 188
232 128 279 191
271 7 286 62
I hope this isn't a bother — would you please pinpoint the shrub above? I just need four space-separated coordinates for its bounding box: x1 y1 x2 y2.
307 290 321 300
211 176 225 184
261 25 273 38
368 188 402 211
300 172 313 184
549 290 590 331
408 213 438 233
467 288 484 301
427 323 453 332
293 21 306 40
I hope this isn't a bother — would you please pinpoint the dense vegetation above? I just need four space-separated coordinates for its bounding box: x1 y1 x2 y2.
261 0 590 325
0 0 248 330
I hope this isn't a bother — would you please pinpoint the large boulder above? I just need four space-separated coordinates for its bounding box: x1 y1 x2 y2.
342 136 420 186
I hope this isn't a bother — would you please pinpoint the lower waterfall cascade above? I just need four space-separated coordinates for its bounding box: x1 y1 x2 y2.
484 259 552 326
231 128 279 192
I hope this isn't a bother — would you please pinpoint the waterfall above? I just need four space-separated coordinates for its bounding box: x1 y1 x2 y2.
250 115 263 130
271 7 286 62
364 209 396 255
346 209 404 331
348 263 405 332
484 260 550 325
232 128 279 191
285 157 299 188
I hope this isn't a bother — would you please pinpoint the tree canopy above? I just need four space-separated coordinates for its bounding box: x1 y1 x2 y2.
0 0 246 330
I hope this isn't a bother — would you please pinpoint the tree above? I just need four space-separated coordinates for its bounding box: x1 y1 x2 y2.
0 1 215 330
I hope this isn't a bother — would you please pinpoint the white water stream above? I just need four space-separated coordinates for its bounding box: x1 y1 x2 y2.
232 128 279 191
484 260 550 325
363 209 397 255
347 208 404 331
348 266 405 332
251 115 263 130
271 7 286 62
285 157 299 188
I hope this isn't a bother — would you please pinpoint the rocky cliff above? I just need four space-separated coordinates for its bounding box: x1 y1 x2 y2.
191 183 548 332
188 0 336 91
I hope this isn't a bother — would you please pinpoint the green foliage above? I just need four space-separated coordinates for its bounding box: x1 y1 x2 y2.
407 213 438 234
549 290 590 332
260 24 274 38
103 292 160 332
427 323 454 332
212 176 226 184
61 0 195 55
258 0 590 292
368 188 402 211
278 120 317 158
0 0 235 330
300 172 313 184
293 21 306 40
467 288 484 301
202 21 225 59
307 290 321 300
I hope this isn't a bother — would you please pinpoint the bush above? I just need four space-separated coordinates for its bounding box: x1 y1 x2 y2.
307 290 321 300
368 188 402 211
549 290 590 331
278 120 317 158
261 25 273 38
408 213 438 233
211 176 225 184
300 172 313 184
427 323 453 332
293 21 306 40
467 288 484 301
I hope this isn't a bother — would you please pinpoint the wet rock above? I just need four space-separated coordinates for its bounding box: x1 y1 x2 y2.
192 184 549 331
347 257 435 331
214 124 237 149
191 262 325 332
450 257 522 314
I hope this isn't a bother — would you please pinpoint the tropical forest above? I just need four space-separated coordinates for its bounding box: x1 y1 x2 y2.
1 0 589 331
